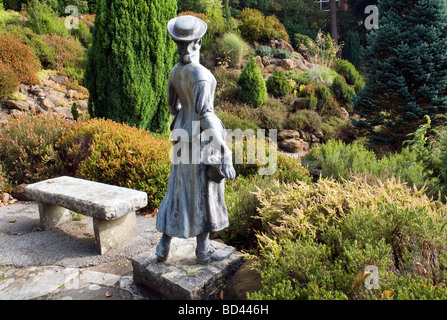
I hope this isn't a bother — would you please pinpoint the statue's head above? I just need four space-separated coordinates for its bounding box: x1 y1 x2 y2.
167 15 207 64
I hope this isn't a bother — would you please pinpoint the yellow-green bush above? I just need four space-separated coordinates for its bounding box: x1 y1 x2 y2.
0 162 10 193
249 176 447 300
57 118 171 209
0 113 74 185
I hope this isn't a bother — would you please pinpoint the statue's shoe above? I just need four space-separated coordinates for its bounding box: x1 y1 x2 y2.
196 245 231 264
155 238 171 262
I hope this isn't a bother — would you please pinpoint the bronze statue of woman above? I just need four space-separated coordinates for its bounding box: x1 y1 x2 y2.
155 15 236 264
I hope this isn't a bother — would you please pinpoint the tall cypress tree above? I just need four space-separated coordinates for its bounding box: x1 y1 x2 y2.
353 0 447 150
86 0 177 133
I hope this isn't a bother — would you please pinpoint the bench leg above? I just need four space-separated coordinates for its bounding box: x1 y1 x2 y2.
38 203 71 230
93 212 137 255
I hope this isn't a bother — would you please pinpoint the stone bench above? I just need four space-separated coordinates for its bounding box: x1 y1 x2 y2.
25 176 148 255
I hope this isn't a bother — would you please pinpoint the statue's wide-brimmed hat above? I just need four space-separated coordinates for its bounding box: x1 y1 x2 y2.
167 15 207 42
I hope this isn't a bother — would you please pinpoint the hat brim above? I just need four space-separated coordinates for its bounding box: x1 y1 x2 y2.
167 16 208 42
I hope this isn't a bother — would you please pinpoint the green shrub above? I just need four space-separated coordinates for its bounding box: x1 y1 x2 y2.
249 176 447 300
238 8 289 43
255 45 272 58
57 118 171 209
0 113 74 185
87 0 177 133
25 0 69 37
286 70 309 85
331 75 355 111
284 109 322 133
216 32 251 68
0 61 19 98
314 84 339 116
70 20 92 48
266 70 291 98
294 33 318 57
305 90 318 110
217 111 259 132
237 58 267 108
303 139 427 190
333 59 362 85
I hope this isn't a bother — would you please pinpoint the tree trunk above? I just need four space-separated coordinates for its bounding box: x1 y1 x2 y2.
330 0 338 45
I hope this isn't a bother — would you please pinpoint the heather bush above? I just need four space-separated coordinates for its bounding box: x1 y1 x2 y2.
0 33 41 86
0 24 56 68
217 112 259 132
256 97 288 130
0 113 74 185
0 162 10 193
56 118 171 209
42 34 86 83
284 109 323 133
249 176 447 300
266 70 291 98
0 61 19 98
222 155 312 250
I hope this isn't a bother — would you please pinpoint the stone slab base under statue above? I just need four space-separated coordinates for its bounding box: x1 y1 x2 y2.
131 237 244 300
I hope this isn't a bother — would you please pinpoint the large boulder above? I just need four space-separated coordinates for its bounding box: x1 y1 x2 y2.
279 138 310 154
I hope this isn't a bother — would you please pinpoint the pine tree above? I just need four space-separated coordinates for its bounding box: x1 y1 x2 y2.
353 0 447 150
86 0 177 133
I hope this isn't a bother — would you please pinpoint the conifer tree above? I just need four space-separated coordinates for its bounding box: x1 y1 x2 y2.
353 0 447 149
86 0 177 133
237 58 267 108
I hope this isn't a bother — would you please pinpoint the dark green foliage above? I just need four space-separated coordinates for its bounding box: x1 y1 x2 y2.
86 0 177 133
331 75 355 112
354 0 447 149
71 102 79 121
341 31 361 69
266 69 290 98
237 58 267 108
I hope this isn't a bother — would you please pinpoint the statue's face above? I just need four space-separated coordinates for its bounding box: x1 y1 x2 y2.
176 39 202 63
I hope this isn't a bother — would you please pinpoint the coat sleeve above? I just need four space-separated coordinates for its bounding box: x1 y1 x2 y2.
168 78 181 116
193 80 213 119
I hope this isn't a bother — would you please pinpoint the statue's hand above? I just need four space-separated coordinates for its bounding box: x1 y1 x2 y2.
222 163 236 180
